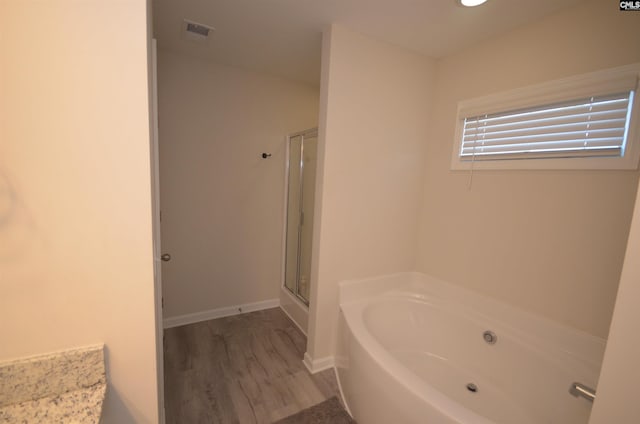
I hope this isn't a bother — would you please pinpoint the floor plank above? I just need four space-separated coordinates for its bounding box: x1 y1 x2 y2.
164 308 341 424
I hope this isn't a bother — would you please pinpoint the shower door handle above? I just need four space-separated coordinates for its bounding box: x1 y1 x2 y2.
569 382 595 402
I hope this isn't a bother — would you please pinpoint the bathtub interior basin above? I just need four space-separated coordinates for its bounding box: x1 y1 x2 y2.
335 272 605 424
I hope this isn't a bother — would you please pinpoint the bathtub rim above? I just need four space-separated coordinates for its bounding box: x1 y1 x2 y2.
339 271 606 368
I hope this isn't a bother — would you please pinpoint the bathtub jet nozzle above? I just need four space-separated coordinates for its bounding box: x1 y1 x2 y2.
483 330 497 344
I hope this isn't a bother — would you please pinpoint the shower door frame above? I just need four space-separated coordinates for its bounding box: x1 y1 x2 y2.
282 127 318 307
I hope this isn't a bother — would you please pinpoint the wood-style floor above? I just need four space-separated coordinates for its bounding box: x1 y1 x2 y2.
164 308 341 424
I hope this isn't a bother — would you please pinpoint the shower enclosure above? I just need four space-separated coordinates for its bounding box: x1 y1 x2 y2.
284 128 317 306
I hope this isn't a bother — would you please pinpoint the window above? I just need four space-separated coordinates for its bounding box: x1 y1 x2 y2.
451 64 640 170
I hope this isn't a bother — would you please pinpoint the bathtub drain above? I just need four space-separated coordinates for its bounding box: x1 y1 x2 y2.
466 383 478 393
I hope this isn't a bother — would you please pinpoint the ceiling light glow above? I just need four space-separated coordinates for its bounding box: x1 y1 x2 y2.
459 0 488 6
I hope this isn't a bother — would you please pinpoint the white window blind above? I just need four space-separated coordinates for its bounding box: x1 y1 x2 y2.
451 63 640 170
460 91 634 161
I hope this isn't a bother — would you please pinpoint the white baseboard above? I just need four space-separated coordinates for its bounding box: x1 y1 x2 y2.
303 352 335 374
279 304 307 336
279 286 309 335
163 298 280 329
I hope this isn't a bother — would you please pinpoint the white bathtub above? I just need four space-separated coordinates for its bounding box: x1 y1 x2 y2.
335 272 606 424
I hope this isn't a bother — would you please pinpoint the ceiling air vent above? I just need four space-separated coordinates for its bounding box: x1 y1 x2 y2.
182 19 215 42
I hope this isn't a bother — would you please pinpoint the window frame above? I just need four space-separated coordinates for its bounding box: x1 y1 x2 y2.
450 63 640 171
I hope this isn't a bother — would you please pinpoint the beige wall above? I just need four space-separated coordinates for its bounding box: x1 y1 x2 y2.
307 25 435 360
589 167 640 421
157 50 319 319
416 0 640 339
0 1 159 423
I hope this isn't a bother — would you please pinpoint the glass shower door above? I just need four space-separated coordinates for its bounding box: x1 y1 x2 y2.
284 135 302 297
284 129 317 305
297 135 317 302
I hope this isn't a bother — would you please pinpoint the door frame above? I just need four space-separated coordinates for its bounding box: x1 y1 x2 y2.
150 38 166 424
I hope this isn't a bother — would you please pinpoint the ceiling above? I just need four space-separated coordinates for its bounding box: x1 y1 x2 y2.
153 0 584 86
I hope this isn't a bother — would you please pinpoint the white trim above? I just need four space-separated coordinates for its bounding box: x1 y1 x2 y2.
279 304 306 336
149 37 166 424
458 64 639 118
451 62 640 170
303 352 335 374
280 287 309 337
163 299 280 329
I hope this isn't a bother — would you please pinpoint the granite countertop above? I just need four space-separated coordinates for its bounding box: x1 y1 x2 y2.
0 383 106 423
0 345 106 424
